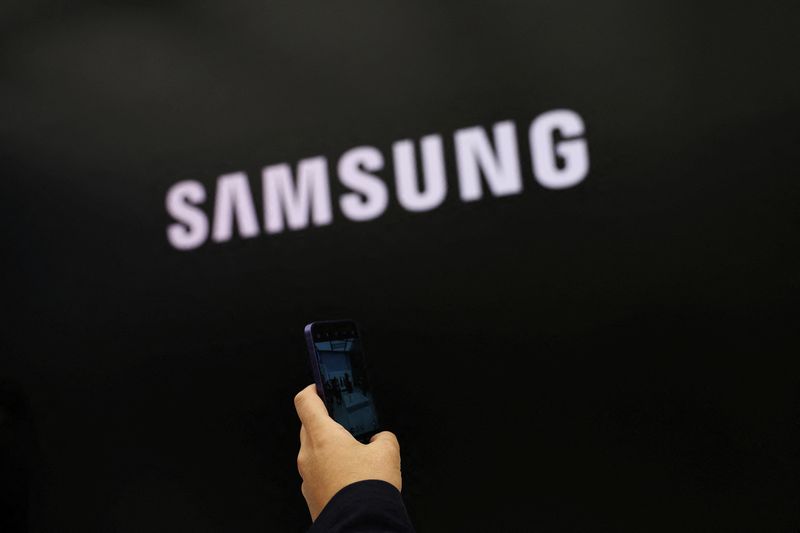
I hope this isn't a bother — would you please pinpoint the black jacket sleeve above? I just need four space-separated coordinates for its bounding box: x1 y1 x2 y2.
308 480 415 533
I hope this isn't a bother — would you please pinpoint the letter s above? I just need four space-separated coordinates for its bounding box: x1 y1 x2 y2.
338 146 388 221
166 180 209 250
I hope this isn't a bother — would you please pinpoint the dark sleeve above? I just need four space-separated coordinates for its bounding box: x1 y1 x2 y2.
308 480 415 533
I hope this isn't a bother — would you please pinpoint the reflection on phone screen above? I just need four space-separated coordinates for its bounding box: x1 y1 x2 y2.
314 335 379 438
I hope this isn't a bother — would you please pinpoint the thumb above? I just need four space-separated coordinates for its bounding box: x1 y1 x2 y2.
294 384 331 434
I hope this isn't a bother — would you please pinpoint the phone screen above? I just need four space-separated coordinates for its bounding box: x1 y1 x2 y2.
310 323 380 439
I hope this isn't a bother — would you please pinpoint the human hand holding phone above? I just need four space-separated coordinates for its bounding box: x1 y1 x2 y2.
294 384 402 521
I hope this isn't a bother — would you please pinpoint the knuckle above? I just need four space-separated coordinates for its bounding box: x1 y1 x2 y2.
385 444 401 461
293 391 306 408
296 451 308 472
382 433 400 451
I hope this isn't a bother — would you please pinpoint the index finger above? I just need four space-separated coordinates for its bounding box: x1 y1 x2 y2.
293 384 331 433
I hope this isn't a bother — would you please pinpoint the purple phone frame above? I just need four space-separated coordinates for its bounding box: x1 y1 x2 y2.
303 320 330 404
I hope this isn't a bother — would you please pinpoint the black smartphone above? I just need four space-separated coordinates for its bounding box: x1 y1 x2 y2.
304 320 380 442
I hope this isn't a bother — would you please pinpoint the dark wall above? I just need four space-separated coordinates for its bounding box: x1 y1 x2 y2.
2 1 799 531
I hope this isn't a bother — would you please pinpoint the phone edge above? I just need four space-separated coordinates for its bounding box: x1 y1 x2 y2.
303 322 327 407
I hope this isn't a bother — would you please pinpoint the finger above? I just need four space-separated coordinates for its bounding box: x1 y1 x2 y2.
294 384 331 433
369 430 400 451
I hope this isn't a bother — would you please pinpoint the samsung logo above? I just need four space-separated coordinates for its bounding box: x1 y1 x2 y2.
165 109 589 250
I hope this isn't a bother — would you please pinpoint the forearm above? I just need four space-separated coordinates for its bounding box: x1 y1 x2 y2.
308 480 415 533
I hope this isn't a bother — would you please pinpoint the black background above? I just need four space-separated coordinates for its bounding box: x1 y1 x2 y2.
2 1 799 531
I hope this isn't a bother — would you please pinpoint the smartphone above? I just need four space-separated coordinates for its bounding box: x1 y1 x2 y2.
304 320 380 442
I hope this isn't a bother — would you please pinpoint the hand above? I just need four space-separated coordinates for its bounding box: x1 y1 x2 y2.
294 384 402 521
